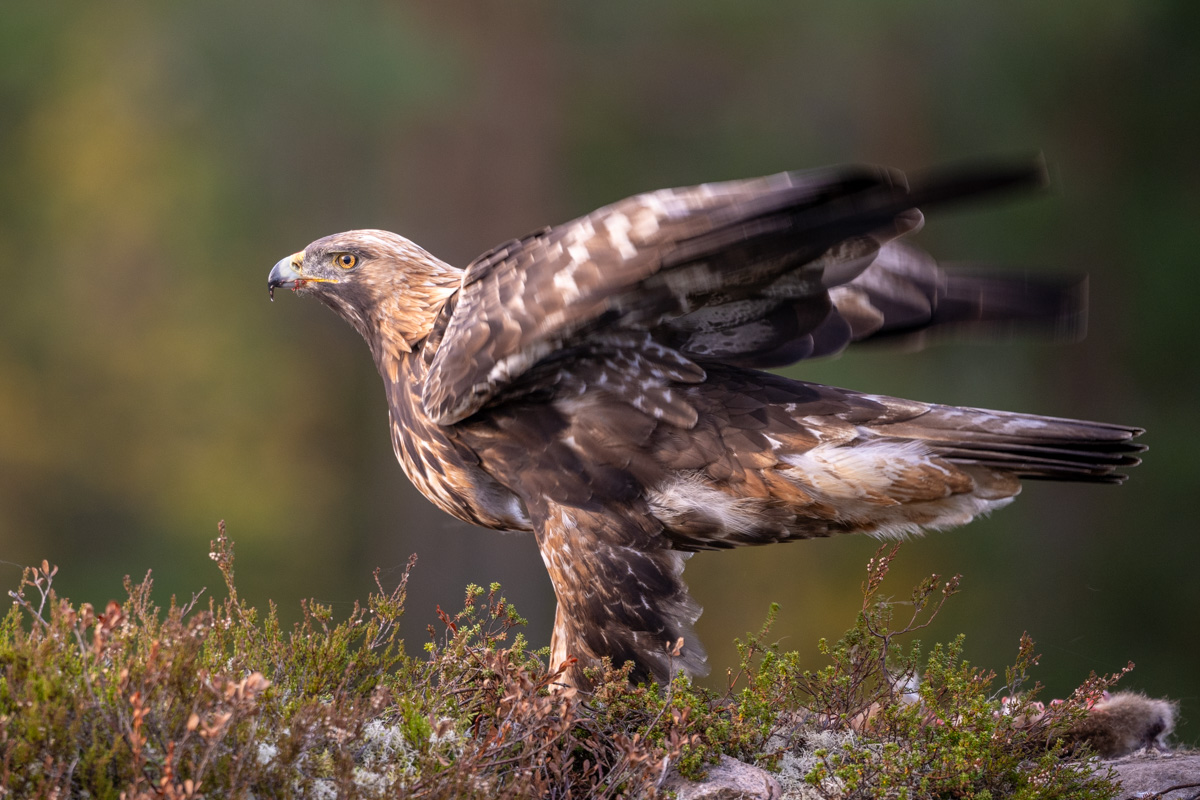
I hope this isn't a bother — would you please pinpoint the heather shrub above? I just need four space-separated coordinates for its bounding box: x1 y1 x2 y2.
0 530 1125 799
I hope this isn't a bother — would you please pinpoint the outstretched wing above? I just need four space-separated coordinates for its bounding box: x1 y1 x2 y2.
422 161 1048 426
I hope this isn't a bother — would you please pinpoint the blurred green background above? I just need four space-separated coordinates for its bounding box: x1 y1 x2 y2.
2 1 1197 743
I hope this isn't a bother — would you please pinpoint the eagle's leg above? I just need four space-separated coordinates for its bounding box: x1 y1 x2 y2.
532 499 707 690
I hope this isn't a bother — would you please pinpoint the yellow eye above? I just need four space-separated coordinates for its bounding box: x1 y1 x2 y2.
335 253 357 269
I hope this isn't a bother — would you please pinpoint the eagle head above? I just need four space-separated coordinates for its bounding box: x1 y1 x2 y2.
269 229 461 359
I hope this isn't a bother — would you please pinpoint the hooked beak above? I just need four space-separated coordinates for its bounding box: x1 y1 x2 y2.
268 251 306 301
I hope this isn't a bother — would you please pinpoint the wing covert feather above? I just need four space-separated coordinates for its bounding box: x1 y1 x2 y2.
423 161 1047 425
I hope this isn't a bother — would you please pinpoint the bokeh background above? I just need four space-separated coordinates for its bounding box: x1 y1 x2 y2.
2 1 1197 743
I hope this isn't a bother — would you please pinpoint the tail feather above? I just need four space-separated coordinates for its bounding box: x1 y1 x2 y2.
869 405 1145 484
935 450 1138 484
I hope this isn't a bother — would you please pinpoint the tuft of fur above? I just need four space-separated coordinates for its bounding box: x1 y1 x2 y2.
1065 691 1177 758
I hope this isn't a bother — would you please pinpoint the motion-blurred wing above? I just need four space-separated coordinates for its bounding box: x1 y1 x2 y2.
423 161 1047 425
820 241 1087 354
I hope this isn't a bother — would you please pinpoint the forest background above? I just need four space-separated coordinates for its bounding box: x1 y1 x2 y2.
1 1 1196 744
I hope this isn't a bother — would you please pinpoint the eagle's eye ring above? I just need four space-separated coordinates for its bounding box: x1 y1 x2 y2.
335 253 357 269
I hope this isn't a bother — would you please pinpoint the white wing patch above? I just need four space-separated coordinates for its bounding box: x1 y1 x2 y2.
782 440 942 497
783 440 1014 538
648 472 770 535
648 440 1018 544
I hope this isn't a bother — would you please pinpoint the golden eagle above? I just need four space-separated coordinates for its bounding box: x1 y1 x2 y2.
268 161 1142 688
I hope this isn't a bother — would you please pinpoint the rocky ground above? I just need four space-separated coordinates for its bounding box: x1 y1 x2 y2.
666 747 1200 800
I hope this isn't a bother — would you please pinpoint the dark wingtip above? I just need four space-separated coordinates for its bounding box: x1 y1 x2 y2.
905 155 1051 210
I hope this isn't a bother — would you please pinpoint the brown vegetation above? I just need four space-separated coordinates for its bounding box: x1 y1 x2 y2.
0 528 1142 798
